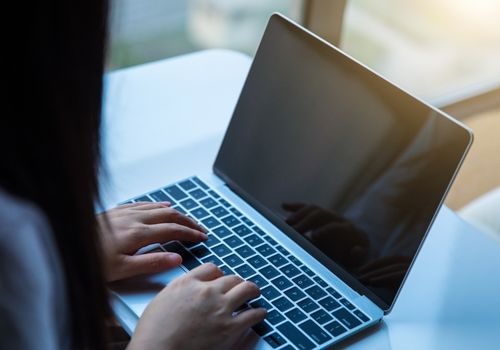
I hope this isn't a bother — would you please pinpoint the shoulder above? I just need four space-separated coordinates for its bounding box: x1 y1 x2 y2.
0 188 69 349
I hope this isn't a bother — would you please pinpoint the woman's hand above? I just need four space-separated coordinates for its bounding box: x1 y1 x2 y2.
128 263 267 350
98 202 208 282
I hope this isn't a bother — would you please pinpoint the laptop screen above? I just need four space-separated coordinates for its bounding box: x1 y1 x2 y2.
214 14 471 310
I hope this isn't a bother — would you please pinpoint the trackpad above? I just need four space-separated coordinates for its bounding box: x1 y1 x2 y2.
109 266 186 317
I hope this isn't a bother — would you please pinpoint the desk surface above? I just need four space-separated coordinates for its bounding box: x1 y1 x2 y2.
102 50 500 349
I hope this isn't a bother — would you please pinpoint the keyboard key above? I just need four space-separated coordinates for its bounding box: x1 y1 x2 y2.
149 190 170 202
353 309 370 322
191 207 209 219
272 296 294 312
200 197 218 209
318 296 341 312
253 227 266 235
201 255 223 266
180 198 197 210
181 240 199 249
223 254 244 268
230 208 243 217
332 308 361 329
261 286 281 301
260 265 280 279
210 206 229 218
233 224 252 237
208 190 220 199
263 333 287 348
201 216 221 229
135 195 152 202
219 265 234 275
326 287 342 299
250 298 272 310
271 276 293 290
313 276 328 288
284 287 306 302
277 322 315 350
241 217 254 226
211 243 232 257
289 256 303 266
255 243 276 257
297 298 320 313
339 298 356 310
292 275 314 289
190 245 210 258
280 346 295 350
244 234 264 246
178 179 197 191
219 199 231 207
276 245 290 256
305 285 327 300
264 236 278 246
235 245 256 258
299 320 332 345
224 235 244 248
235 264 256 278
192 177 209 189
189 188 207 200
267 254 288 267
280 264 301 278
248 255 268 269
301 266 314 275
248 274 269 288
311 309 333 325
266 309 286 325
285 308 307 323
324 320 347 337
205 234 220 247
252 321 273 336
213 226 232 238
164 185 188 200
163 241 200 270
221 215 240 227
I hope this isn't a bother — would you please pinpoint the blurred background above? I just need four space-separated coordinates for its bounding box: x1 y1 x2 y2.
109 0 500 232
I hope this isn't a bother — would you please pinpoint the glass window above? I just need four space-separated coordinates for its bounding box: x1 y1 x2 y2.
109 0 302 69
342 0 500 101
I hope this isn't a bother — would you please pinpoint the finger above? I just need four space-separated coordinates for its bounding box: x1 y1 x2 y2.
124 252 182 277
281 202 306 212
140 223 207 246
130 202 171 210
225 281 261 310
186 263 223 281
233 308 267 329
138 207 206 232
211 275 244 293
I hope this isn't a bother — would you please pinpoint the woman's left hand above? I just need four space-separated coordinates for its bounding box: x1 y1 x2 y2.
98 202 208 282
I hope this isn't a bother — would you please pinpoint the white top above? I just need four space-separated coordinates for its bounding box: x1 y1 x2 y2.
0 189 69 349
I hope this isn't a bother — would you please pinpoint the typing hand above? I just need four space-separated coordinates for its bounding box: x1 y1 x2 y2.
128 263 266 350
98 202 208 282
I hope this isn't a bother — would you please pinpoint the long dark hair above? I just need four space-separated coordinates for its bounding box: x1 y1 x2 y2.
2 1 110 348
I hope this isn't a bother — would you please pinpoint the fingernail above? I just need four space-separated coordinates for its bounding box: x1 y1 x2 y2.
200 232 209 240
166 253 182 264
161 201 171 207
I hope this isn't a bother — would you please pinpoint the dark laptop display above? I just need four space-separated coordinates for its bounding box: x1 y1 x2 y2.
215 15 471 310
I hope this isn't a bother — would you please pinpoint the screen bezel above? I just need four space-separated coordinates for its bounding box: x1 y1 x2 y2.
213 13 473 313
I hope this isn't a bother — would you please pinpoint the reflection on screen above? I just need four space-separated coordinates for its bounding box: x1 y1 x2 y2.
215 16 470 307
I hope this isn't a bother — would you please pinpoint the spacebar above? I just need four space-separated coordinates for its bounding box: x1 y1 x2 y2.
277 322 315 350
163 241 201 270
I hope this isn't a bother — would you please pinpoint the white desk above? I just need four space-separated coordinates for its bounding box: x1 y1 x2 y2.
102 50 500 349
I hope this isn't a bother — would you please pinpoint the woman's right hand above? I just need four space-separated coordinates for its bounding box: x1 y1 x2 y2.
127 263 267 350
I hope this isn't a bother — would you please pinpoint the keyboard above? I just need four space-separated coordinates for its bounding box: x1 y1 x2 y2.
123 176 370 350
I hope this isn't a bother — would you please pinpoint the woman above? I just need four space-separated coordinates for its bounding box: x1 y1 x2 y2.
0 1 266 349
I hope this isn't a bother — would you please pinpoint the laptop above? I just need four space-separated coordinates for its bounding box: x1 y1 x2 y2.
110 13 472 350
